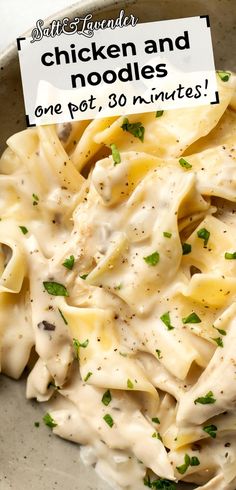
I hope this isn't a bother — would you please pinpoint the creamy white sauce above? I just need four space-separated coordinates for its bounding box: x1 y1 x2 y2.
0 74 236 490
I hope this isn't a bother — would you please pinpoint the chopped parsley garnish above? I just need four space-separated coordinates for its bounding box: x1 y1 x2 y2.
160 311 174 330
182 312 201 324
152 480 176 489
217 70 231 82
182 242 192 255
34 422 40 428
176 454 191 474
144 477 176 489
143 251 160 266
179 157 192 170
152 417 160 424
211 337 224 348
152 432 163 442
80 273 88 280
203 424 217 438
19 226 28 235
102 389 112 406
163 231 172 238
156 110 164 118
43 281 69 296
43 412 57 428
84 371 92 382
103 413 114 428
73 339 80 358
156 349 163 359
127 378 134 389
213 326 226 336
114 283 122 290
74 338 89 349
225 252 236 260
176 454 200 474
121 118 145 142
79 339 89 349
73 338 89 359
110 143 121 165
58 308 68 325
62 255 75 270
190 456 200 466
194 390 216 405
197 228 210 247
32 193 39 206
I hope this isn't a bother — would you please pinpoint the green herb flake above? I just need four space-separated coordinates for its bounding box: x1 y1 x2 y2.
225 252 236 260
156 110 164 118
34 422 40 428
73 338 89 359
179 158 192 170
143 251 160 266
43 281 69 297
176 454 199 474
102 389 112 406
163 231 172 238
19 226 28 235
152 417 160 424
160 311 174 331
148 479 177 489
79 338 89 348
84 371 93 382
110 143 121 165
182 243 192 255
197 227 210 247
190 456 200 466
80 273 88 280
119 351 127 357
121 118 145 142
62 255 75 270
144 476 176 489
32 193 39 206
143 475 176 490
194 390 216 405
127 378 134 389
43 412 57 428
182 312 201 324
156 349 163 359
213 326 226 336
203 424 217 439
211 337 224 348
103 413 114 428
58 308 68 325
217 70 231 82
114 283 122 290
176 454 191 474
73 339 80 349
152 432 163 441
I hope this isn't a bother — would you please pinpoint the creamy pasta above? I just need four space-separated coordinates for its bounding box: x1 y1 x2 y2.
1 71 236 490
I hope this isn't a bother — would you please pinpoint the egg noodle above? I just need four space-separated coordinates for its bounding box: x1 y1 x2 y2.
0 71 236 490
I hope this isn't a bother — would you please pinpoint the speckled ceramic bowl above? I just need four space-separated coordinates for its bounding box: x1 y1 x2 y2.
0 1 235 489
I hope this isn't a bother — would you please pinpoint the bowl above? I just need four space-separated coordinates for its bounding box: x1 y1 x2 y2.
0 1 235 489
